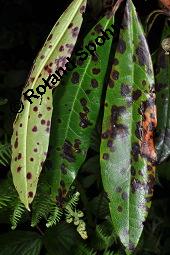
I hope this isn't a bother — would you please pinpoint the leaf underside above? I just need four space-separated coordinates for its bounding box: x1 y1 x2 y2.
10 0 87 209
48 14 115 198
100 0 156 252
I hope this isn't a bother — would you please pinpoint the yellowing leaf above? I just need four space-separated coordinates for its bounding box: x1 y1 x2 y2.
11 0 87 210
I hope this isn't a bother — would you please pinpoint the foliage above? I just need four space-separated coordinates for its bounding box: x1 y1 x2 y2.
10 0 87 210
100 0 156 251
0 0 170 254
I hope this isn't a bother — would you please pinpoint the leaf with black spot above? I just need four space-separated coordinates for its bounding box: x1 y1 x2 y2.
48 13 116 198
10 0 87 210
100 0 156 252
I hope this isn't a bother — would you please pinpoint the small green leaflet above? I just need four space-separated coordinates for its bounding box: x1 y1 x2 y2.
48 13 116 199
11 0 87 210
100 0 156 252
155 21 170 163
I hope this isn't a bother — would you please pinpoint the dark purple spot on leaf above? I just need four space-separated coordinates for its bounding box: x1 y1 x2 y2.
32 126 37 132
91 79 98 88
117 38 126 54
71 72 80 84
27 172 32 179
103 153 109 160
92 68 100 74
28 191 33 197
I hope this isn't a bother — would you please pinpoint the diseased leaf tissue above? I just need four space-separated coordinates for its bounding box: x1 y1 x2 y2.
100 0 157 251
9 0 159 253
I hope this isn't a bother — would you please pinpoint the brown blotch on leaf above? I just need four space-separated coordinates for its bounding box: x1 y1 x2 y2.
112 58 119 65
74 139 81 152
62 140 75 163
41 119 46 125
59 45 64 52
47 34 53 41
101 131 109 139
117 38 126 54
28 191 33 198
71 72 80 84
108 79 114 88
131 143 140 161
14 138 18 149
103 153 109 160
61 163 67 174
132 89 142 101
17 166 22 172
68 23 73 29
47 107 51 111
111 70 119 80
30 157 34 162
33 106 38 112
121 84 131 97
18 153 22 160
47 120 51 126
92 68 100 75
91 79 98 88
117 205 123 212
32 126 37 132
121 192 128 200
27 172 32 179
79 112 92 128
92 54 99 62
80 98 87 106
71 27 79 37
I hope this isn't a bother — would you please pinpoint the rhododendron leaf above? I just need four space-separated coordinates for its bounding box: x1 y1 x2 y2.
11 0 87 210
48 13 116 199
100 0 156 252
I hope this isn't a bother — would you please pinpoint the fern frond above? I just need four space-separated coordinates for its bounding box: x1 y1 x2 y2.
46 205 62 228
65 191 80 210
10 199 26 230
74 243 96 255
0 195 11 209
0 141 11 166
103 250 115 255
91 219 115 251
31 194 53 227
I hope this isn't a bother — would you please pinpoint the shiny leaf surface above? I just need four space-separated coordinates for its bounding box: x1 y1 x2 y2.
48 14 115 198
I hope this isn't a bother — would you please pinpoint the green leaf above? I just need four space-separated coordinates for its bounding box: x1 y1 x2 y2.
48 13 115 198
100 0 156 252
0 231 42 255
10 0 87 209
155 21 170 163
